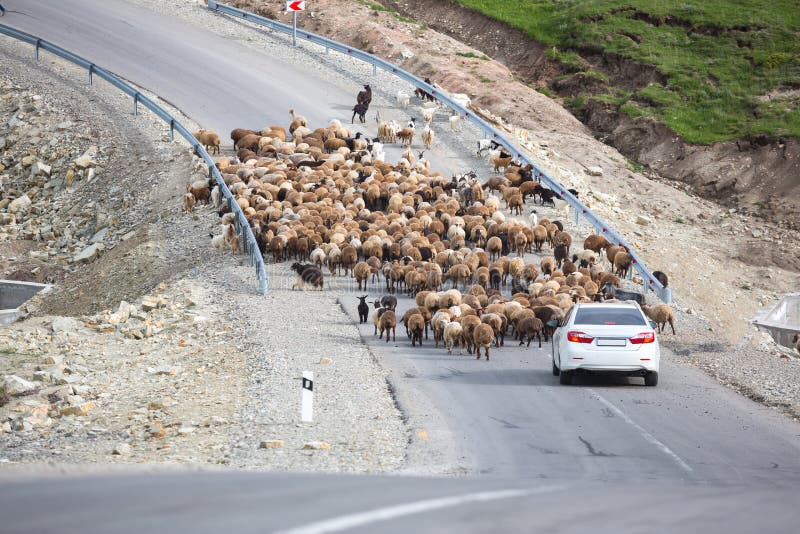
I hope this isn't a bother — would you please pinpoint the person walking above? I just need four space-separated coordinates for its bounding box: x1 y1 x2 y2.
0 4 6 16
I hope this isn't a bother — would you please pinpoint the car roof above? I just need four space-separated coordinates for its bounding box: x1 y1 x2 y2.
574 302 642 309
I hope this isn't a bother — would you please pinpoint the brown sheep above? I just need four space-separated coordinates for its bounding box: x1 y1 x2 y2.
354 261 371 290
408 313 425 347
340 245 358 276
378 310 397 342
486 236 503 261
584 234 612 254
481 312 505 347
532 225 548 252
187 180 211 204
473 323 495 360
613 251 633 279
508 193 524 216
460 315 482 354
194 129 221 155
324 138 347 153
516 316 544 348
237 133 261 152
289 108 307 134
642 304 676 335
231 128 259 148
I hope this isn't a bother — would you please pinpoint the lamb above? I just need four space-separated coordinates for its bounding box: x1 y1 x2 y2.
378 309 397 343
356 295 370 324
642 304 676 335
194 129 221 155
473 323 495 360
421 126 435 149
444 321 463 355
291 262 324 290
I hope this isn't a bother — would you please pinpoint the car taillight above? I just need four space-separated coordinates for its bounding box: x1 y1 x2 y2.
629 332 655 344
567 331 594 344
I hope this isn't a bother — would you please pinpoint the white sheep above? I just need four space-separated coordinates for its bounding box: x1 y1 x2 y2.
422 106 436 127
444 321 463 355
529 209 538 228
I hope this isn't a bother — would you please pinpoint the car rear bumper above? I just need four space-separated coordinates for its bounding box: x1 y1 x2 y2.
563 363 659 373
558 353 659 373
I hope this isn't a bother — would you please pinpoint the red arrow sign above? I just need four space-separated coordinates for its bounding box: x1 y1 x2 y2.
286 1 305 11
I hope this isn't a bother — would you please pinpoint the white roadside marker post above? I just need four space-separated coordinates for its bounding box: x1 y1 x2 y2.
301 371 313 422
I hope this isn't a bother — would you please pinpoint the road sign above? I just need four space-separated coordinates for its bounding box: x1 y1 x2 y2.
286 1 305 11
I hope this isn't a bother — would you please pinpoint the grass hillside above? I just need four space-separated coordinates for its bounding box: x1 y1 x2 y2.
453 0 800 144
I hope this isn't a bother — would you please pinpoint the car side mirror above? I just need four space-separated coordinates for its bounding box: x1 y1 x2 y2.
648 320 658 330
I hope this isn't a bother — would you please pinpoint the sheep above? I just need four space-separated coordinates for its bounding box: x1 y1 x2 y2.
408 313 425 347
397 90 411 109
231 128 259 148
421 126 435 149
516 316 544 348
291 262 324 290
794 333 800 354
378 309 397 342
194 129 221 155
642 304 676 335
357 84 372 107
473 323 495 360
187 180 211 204
444 321 463 355
477 139 501 158
493 156 513 173
354 261 371 290
356 295 370 324
529 209 538 228
601 283 643 305
613 251 633 279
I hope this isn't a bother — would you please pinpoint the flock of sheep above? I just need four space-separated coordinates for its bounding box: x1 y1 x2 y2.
184 89 676 359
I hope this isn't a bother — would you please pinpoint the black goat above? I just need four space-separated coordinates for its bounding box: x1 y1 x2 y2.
554 244 569 268
357 295 370 324
601 282 644 305
291 262 324 290
378 295 397 311
357 84 372 107
352 102 368 124
652 271 669 288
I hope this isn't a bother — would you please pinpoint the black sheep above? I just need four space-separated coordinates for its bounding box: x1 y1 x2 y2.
554 244 569 268
357 84 372 107
379 295 397 311
652 271 669 288
356 295 370 324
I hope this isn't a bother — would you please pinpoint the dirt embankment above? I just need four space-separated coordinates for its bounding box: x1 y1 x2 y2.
376 0 800 230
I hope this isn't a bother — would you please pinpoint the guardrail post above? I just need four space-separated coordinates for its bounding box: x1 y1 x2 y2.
133 93 139 115
372 63 377 76
169 119 175 141
35 39 42 60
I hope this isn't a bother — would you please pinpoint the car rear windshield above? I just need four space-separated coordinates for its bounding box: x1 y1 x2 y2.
573 308 646 326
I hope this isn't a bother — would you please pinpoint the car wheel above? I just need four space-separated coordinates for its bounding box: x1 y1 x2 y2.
551 347 560 376
559 370 572 385
644 371 658 387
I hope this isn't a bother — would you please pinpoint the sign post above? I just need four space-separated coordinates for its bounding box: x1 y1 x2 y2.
301 371 313 422
286 1 306 47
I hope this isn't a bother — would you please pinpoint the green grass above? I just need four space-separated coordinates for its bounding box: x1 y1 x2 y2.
457 51 491 60
452 1 800 143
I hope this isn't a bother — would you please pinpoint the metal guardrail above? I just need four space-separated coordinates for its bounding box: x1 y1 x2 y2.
0 23 268 295
207 1 670 303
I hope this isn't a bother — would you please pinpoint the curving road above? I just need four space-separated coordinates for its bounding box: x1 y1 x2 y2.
2 1 800 531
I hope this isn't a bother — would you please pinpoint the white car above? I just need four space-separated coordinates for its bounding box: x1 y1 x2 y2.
552 302 660 386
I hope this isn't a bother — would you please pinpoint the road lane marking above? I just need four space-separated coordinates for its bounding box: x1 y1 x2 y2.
275 486 562 534
589 389 693 473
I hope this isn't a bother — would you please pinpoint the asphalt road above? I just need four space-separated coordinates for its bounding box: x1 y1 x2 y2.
2 1 800 532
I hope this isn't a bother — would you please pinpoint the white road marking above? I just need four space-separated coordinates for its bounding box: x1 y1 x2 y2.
275 486 562 534
589 389 693 473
